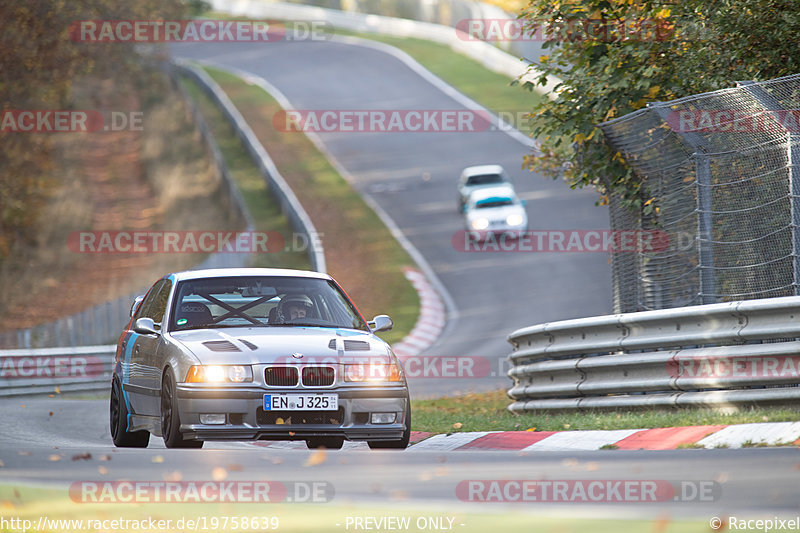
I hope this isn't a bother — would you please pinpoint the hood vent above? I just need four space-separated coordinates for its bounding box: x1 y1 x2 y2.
202 340 241 352
239 339 258 351
344 340 370 351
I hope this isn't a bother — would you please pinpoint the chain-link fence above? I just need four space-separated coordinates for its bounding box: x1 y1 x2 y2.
600 73 800 313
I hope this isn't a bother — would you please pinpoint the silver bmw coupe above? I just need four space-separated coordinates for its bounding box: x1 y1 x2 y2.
110 268 410 449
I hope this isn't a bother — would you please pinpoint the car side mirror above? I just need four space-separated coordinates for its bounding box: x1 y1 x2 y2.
134 317 159 336
130 295 145 317
368 315 393 332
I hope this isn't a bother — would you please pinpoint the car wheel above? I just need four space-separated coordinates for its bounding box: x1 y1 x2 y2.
161 371 203 449
305 437 344 450
368 400 410 450
110 377 150 448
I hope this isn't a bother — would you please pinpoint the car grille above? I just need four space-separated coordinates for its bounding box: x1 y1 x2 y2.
257 407 344 425
264 367 299 386
302 366 335 386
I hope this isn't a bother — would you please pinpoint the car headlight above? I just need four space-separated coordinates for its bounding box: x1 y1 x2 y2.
186 365 253 383
471 218 489 230
506 214 525 226
344 363 403 382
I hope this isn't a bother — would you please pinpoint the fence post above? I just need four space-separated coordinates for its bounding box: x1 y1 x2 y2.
738 81 800 295
695 152 716 304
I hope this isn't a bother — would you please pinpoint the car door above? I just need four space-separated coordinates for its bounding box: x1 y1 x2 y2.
126 279 170 416
137 278 173 416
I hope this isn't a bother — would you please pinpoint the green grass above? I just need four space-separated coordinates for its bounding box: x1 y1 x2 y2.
178 75 310 271
0 484 711 532
192 66 419 346
412 389 800 434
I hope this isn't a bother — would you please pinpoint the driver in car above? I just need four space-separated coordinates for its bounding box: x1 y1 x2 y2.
278 294 314 321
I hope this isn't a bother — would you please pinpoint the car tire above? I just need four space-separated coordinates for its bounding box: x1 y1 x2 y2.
161 371 203 449
110 377 150 448
305 437 344 450
368 400 410 450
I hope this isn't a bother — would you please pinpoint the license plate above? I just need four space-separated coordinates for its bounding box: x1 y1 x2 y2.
264 394 338 411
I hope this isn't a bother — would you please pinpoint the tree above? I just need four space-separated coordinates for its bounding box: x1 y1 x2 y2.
519 0 800 212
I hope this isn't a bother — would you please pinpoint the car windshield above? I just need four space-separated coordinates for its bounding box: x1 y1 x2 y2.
466 173 504 186
475 197 514 209
169 276 368 332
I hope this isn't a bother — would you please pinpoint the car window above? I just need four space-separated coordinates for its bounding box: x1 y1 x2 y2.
475 197 515 209
134 279 172 324
169 276 368 331
466 174 504 186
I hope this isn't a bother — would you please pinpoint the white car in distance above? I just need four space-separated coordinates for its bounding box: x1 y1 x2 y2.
463 185 528 240
457 164 514 213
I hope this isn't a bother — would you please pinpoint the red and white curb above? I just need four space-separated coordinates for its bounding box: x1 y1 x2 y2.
391 268 446 357
406 422 800 451
248 422 800 451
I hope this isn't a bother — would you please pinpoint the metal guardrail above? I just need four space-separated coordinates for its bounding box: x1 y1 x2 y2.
0 345 116 397
507 296 800 411
172 60 326 274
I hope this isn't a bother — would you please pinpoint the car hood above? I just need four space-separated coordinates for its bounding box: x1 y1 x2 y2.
467 204 526 221
169 327 393 365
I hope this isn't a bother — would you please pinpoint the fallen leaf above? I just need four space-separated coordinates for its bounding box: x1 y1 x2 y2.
163 471 182 482
227 464 243 472
99 455 111 461
0 460 4 467
269 457 283 465
586 462 599 471
48 455 61 462
18 451 32 456
434 466 449 477
55 387 61 394
151 455 164 463
71 453 92 461
276 418 285 425
49 412 54 417
389 490 409 501
452 422 463 430
304 449 327 467
20 405 25 409
288 432 295 437
211 467 227 481
98 466 108 475
1 501 14 510
418 471 433 481
525 427 537 432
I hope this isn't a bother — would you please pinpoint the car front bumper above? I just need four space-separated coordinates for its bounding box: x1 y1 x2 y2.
175 385 409 441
